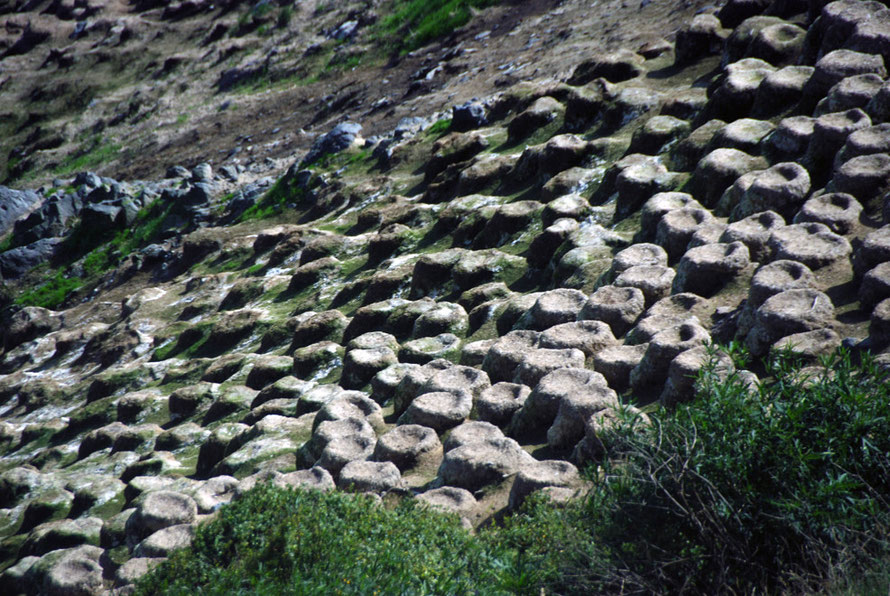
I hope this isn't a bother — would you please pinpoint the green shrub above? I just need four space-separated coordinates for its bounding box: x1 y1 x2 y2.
135 485 520 595
577 347 890 594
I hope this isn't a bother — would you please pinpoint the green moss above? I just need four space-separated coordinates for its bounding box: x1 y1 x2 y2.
152 323 213 362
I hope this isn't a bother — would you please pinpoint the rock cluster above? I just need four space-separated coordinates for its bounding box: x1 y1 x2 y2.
1 0 889 592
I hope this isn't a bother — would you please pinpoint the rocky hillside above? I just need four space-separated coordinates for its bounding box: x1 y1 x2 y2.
1 0 890 593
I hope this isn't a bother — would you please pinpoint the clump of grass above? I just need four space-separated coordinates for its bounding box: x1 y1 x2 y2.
237 175 309 222
375 0 503 54
15 269 82 309
53 137 121 176
426 117 452 137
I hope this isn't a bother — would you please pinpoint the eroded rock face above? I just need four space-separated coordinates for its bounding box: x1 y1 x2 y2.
1 0 885 581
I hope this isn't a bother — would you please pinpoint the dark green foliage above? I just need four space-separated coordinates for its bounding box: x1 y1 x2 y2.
376 0 503 53
14 269 81 309
135 485 520 595
577 347 890 594
277 5 294 28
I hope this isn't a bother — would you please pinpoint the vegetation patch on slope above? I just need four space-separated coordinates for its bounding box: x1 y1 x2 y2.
136 348 890 595
375 0 504 54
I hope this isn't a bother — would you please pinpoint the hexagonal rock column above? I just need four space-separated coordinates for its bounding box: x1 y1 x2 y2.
513 348 587 388
593 344 648 393
835 124 890 167
444 421 506 452
659 346 734 408
547 382 619 450
373 425 443 472
832 153 890 201
482 330 542 383
305 418 377 479
745 288 836 356
579 285 646 338
690 148 768 209
399 390 473 432
869 298 890 348
437 437 534 493
538 320 618 359
673 241 751 296
520 289 588 331
792 193 862 234
475 383 531 428
415 486 477 516
509 367 611 439
656 207 717 261
730 162 811 222
508 460 582 510
614 264 676 307
752 65 813 118
629 322 711 398
747 260 817 309
855 225 890 277
337 461 404 494
767 222 852 269
720 210 785 262
639 193 703 241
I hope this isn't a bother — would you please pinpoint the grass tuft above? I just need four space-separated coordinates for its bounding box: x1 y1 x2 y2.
375 0 503 54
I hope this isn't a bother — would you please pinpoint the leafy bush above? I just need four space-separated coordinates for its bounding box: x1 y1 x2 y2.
577 347 890 594
136 485 521 595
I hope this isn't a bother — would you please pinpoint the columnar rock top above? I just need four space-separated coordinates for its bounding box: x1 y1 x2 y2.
2 0 890 592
